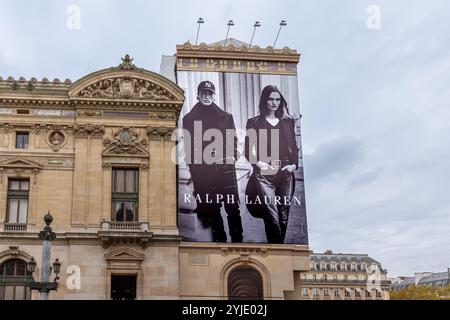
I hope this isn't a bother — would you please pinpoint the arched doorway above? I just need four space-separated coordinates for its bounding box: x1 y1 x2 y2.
227 265 263 300
0 259 32 300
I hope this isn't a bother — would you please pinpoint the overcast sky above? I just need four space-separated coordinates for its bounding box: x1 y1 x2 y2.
1 0 449 278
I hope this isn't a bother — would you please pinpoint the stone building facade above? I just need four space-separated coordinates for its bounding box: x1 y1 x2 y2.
0 45 310 300
286 251 391 300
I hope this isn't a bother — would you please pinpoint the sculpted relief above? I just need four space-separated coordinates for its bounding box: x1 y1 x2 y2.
78 77 174 101
103 127 148 155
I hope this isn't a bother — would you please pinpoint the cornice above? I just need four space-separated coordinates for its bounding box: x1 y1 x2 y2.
176 42 301 63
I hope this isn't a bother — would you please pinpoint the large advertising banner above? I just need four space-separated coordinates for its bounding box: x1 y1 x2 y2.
177 71 308 244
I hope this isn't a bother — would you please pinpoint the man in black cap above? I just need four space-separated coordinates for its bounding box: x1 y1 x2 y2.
182 81 243 243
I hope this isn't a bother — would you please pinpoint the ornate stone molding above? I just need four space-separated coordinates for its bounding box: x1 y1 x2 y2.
74 124 105 138
32 124 45 135
146 126 176 138
103 127 149 156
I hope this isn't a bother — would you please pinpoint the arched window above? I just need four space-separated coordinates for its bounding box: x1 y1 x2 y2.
0 259 32 300
228 266 263 300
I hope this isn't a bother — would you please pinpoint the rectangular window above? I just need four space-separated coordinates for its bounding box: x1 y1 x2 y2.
333 275 338 282
112 168 139 222
323 274 327 281
313 288 319 296
6 179 29 224
324 288 329 296
334 288 340 297
355 289 361 297
15 132 29 149
302 288 308 296
345 290 351 297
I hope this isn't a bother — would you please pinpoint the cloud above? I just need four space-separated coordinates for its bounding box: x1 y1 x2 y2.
305 135 364 183
347 166 385 189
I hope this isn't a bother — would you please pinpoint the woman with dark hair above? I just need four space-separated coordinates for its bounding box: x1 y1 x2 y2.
244 85 299 243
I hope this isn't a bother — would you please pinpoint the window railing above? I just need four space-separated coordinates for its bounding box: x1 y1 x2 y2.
101 220 149 232
111 221 142 231
4 223 27 231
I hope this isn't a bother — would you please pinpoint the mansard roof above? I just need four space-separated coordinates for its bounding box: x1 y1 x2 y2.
310 252 380 265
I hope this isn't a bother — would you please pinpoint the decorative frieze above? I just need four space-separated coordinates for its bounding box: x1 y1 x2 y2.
74 124 105 138
76 77 174 101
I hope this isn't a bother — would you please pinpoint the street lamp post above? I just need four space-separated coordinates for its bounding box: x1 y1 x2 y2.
273 20 287 48
195 17 204 45
249 21 261 47
224 20 234 46
27 212 61 300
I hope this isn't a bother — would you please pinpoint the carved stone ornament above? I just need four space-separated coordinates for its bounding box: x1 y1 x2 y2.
117 54 136 70
74 124 105 138
77 76 174 101
146 126 176 138
48 130 66 152
103 127 149 155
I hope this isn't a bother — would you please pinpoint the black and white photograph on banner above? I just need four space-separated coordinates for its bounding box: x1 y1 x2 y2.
177 71 308 244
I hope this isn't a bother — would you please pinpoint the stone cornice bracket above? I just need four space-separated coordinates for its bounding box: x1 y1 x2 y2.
146 126 176 139
74 124 105 138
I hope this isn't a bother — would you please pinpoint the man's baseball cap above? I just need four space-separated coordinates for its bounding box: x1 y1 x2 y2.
197 81 215 94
